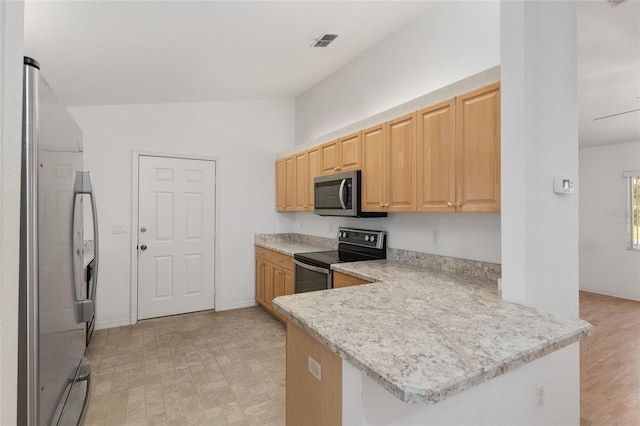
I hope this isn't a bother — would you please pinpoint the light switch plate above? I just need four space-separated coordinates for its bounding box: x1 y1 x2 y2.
111 223 128 234
308 356 322 381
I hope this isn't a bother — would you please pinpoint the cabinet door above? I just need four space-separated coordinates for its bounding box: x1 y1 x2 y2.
284 156 296 210
275 159 286 211
283 268 294 296
338 131 361 172
294 152 308 211
264 262 273 307
271 266 286 321
361 123 387 212
307 148 319 209
255 258 265 304
417 100 456 212
320 140 339 175
387 113 417 212
456 83 501 213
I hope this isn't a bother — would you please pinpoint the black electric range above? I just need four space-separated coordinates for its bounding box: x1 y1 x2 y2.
292 228 386 293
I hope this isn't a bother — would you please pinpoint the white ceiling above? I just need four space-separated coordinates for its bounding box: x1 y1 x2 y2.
578 0 640 148
23 1 640 148
24 1 432 106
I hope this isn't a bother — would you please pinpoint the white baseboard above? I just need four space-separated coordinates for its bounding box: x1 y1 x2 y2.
215 299 257 312
580 286 640 302
94 318 132 330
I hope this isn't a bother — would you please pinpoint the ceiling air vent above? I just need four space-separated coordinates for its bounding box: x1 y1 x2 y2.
312 33 338 48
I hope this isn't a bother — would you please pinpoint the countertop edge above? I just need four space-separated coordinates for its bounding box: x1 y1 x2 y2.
272 298 592 405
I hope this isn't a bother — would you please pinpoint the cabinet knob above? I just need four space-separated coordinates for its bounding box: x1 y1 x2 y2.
379 203 384 207
455 201 461 207
447 202 453 207
334 167 341 171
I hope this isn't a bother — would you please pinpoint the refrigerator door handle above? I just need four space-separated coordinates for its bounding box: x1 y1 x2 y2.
72 171 99 323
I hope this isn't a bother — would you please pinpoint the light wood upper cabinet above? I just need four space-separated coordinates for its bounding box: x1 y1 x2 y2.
276 82 500 215
320 132 362 175
416 83 501 213
292 148 319 211
294 152 307 211
338 131 361 172
284 156 295 210
417 99 456 212
387 113 417 212
307 148 319 209
361 113 416 212
456 83 501 213
320 140 339 175
276 159 286 211
361 124 387 212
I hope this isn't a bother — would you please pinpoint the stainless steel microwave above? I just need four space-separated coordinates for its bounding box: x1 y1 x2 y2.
314 170 387 217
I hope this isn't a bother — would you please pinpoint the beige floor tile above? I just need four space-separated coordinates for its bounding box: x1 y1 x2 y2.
85 307 285 425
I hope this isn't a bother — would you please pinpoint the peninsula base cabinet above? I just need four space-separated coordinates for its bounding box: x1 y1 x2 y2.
255 246 293 322
286 324 581 425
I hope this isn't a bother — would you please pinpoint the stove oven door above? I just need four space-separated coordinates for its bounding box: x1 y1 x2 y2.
293 260 332 293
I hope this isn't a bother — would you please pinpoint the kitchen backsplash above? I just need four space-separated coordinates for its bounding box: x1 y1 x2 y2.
387 247 501 281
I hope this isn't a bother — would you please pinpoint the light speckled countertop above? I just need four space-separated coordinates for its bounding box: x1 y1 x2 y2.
255 233 591 405
272 260 592 406
254 233 336 256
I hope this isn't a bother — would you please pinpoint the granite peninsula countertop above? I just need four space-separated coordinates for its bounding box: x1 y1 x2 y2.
272 261 592 405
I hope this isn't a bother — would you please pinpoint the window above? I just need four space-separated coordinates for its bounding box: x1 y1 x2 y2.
625 171 640 250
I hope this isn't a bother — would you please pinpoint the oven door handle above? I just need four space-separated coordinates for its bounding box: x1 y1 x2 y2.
293 259 330 275
338 179 347 210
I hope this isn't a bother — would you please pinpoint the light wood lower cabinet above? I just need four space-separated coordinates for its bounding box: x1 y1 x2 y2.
333 271 371 288
286 322 342 426
255 246 294 322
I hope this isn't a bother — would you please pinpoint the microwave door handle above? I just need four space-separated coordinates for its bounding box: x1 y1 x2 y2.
339 179 347 210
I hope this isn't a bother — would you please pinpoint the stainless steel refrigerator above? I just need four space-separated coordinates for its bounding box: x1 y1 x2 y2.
18 57 99 425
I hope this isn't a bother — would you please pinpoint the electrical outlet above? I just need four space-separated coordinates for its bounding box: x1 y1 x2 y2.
536 384 545 408
308 356 322 381
431 230 440 246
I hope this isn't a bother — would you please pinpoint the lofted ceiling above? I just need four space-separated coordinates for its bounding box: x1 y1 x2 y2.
23 1 640 147
578 0 640 147
23 1 432 106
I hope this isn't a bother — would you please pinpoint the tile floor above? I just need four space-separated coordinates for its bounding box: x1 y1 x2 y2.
84 307 286 426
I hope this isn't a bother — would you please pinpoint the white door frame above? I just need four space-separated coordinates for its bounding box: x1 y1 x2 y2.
130 150 219 325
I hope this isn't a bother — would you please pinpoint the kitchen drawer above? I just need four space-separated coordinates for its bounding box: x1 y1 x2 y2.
255 246 293 271
271 251 293 271
255 246 273 262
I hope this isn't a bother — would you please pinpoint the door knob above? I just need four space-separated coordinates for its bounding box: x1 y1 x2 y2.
140 226 147 233
140 244 147 251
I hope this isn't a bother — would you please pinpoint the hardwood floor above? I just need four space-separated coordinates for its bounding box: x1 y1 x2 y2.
580 291 640 425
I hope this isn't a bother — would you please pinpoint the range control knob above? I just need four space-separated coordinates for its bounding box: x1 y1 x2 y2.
364 235 370 242
370 235 376 242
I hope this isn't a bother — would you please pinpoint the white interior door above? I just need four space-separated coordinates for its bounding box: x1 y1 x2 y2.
138 155 216 320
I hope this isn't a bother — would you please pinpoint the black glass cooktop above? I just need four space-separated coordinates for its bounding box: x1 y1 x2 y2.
294 250 342 269
294 249 383 269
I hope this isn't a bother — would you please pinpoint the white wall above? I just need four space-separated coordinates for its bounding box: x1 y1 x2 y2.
0 1 24 423
343 343 580 425
501 1 579 318
69 99 294 328
580 141 640 300
291 1 502 264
